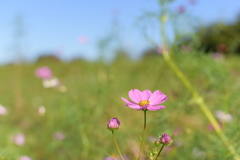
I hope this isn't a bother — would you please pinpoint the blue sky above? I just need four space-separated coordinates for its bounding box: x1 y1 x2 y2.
0 0 240 64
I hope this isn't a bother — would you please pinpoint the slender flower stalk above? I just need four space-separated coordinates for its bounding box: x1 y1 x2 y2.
155 145 164 160
157 1 240 159
137 110 147 160
112 131 124 160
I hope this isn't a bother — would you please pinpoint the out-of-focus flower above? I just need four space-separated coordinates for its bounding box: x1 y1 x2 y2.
173 127 182 137
38 106 46 116
35 66 52 79
42 78 61 88
148 136 157 143
177 6 185 13
189 0 196 5
212 52 224 61
0 105 8 115
18 155 32 160
107 118 120 131
160 133 172 145
207 123 222 131
53 131 66 140
78 35 88 44
12 133 25 146
121 89 168 111
215 110 232 123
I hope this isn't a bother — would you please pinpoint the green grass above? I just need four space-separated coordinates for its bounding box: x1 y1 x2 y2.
0 52 239 159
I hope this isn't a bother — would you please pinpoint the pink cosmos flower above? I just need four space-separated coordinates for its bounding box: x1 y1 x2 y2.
35 66 52 79
121 89 168 111
160 133 172 145
0 105 8 115
107 117 120 131
12 133 25 146
18 155 32 160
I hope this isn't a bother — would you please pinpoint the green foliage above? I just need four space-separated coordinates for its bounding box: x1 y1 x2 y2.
0 53 239 159
191 15 240 53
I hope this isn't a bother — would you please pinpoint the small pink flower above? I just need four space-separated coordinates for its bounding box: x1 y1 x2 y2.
53 131 66 140
0 105 8 115
160 133 172 145
107 117 120 131
177 6 185 13
35 66 52 79
13 133 25 146
18 155 32 160
121 89 168 111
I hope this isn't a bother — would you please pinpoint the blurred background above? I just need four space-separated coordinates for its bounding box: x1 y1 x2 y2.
0 0 240 159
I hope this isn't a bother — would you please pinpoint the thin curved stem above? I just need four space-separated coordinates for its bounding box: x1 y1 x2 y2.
112 131 124 160
137 110 147 160
155 145 165 160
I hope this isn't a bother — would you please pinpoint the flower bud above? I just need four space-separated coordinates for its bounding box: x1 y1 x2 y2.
107 117 120 131
160 133 172 145
154 140 161 146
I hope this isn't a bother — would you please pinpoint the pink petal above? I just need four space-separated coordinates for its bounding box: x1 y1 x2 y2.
128 90 140 103
132 89 142 101
128 104 141 109
147 105 166 111
142 90 152 100
121 97 136 105
120 97 140 109
149 90 168 105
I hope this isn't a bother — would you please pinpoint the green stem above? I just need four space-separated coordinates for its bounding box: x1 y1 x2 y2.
155 145 165 160
137 110 147 160
159 5 240 160
112 131 124 160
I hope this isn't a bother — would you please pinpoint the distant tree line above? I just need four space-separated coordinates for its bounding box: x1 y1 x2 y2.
187 15 240 54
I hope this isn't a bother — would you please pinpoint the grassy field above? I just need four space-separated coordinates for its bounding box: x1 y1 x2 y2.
0 52 239 160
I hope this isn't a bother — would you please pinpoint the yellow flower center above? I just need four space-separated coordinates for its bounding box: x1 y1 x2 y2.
139 100 149 106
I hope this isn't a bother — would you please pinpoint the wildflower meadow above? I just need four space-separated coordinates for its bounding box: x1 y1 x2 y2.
0 52 240 159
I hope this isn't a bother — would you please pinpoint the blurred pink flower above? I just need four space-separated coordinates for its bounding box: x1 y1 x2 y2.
212 52 224 61
177 6 185 13
207 123 222 131
0 105 8 115
189 0 196 5
18 156 32 160
173 127 182 137
78 35 88 44
104 155 129 160
38 106 46 116
121 89 168 111
35 66 52 79
12 133 25 146
53 131 66 140
215 110 232 123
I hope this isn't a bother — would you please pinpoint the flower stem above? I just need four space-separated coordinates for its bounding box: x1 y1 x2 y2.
137 110 147 160
112 131 124 160
155 145 165 160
